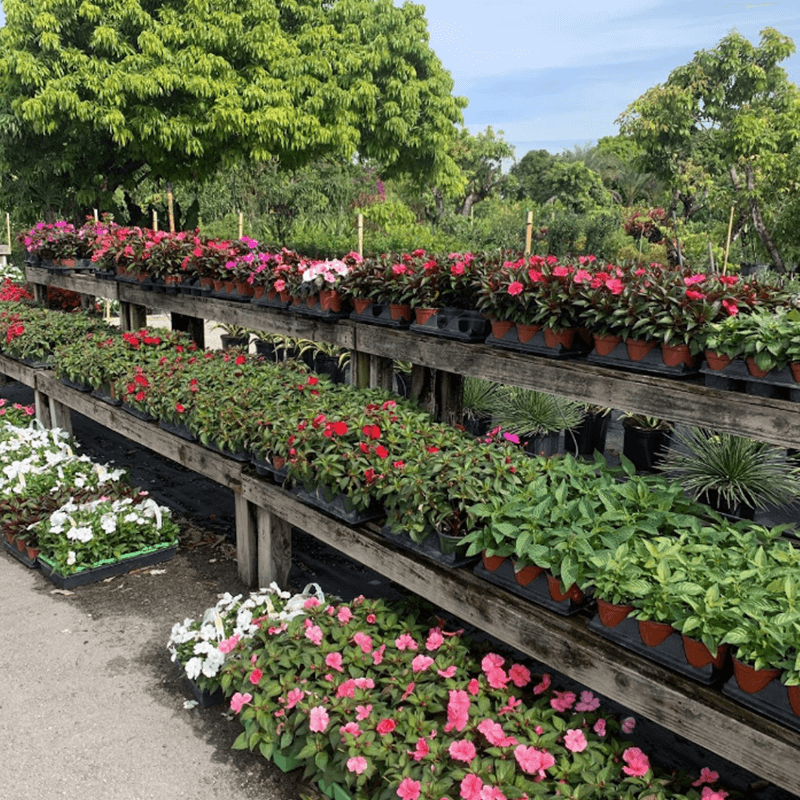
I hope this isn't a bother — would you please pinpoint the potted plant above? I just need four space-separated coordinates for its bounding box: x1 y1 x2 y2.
620 413 673 473
563 404 610 458
461 377 498 437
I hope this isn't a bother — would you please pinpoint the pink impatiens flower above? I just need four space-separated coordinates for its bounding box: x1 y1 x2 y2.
325 652 344 672
693 767 721 787
701 789 728 800
507 281 523 296
514 745 555 779
445 690 471 732
460 774 484 800
593 718 607 737
304 625 323 646
621 716 636 734
372 644 386 665
438 665 457 678
337 606 353 624
248 668 263 685
408 737 430 761
347 756 368 775
532 673 551 695
467 678 480 696
285 688 304 709
564 729 588 753
397 777 421 800
412 655 435 673
340 722 362 737
449 739 477 763
622 746 650 777
309 706 330 733
218 634 240 654
477 719 517 747
355 704 373 720
395 633 418 651
426 628 444 651
575 690 600 712
550 690 576 712
230 692 252 714
508 663 531 687
485 666 509 689
353 631 373 653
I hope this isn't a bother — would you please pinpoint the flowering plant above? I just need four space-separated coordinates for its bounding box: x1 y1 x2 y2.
18 220 82 261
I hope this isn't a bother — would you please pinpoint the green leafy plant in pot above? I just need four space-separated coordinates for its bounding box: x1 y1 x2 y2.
620 413 673 473
660 427 800 519
461 377 499 437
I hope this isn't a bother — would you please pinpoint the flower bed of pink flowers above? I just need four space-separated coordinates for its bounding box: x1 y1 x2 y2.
220 594 730 800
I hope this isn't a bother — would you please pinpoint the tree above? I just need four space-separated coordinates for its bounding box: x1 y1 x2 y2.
617 27 800 271
0 0 465 218
509 149 558 204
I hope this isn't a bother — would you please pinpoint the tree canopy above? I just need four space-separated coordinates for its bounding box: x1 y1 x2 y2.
0 0 465 215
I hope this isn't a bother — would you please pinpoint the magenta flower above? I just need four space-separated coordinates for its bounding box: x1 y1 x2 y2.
684 273 707 286
507 281 523 296
412 655 435 673
230 692 252 714
693 767 721 787
376 718 396 735
622 746 650 777
485 666 509 689
701 789 729 800
248 668 263 685
449 739 477 763
621 716 636 734
396 778 420 800
460 774 484 800
564 728 588 753
593 718 607 736
426 628 444 651
550 690 576 712
508 663 531 687
309 706 330 733
347 756 368 775
445 690 471 732
395 633 419 651
575 690 600 712
325 652 344 672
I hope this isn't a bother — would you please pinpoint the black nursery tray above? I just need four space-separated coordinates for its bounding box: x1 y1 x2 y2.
292 485 385 526
18 356 55 369
474 558 588 616
410 308 490 343
2 539 39 569
700 358 800 402
250 454 289 483
379 525 479 569
205 440 251 463
486 327 591 360
158 420 197 441
121 402 157 422
210 287 250 303
91 387 121 406
722 675 800 733
60 377 93 393
588 341 700 377
183 674 225 708
350 303 411 329
38 541 178 589
251 293 290 310
288 298 350 322
588 614 721 685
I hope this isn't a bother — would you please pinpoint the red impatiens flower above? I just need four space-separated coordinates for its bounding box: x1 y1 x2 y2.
375 445 389 459
175 403 186 413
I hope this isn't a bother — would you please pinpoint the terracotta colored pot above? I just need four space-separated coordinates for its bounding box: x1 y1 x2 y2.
199 277 213 290
25 545 40 561
223 279 237 294
704 350 732 371
212 279 224 292
516 323 542 344
16 537 26 553
5 529 15 544
661 343 696 368
490 319 514 339
164 274 182 286
291 295 303 307
266 289 278 302
790 362 800 383
59 258 77 268
513 563 544 587
320 289 343 313
353 298 372 315
546 573 584 604
252 285 266 300
272 455 286 471
414 307 439 325
732 657 780 694
481 552 506 572
637 619 675 647
543 327 576 349
745 356 771 378
593 333 622 356
305 294 319 309
626 338 657 361
137 271 150 283
596 598 633 628
681 636 728 670
279 290 291 303
236 281 254 297
788 684 800 716
389 303 412 322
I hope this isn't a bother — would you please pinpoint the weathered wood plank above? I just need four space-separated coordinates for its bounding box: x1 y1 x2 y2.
25 267 119 301
234 495 258 587
33 389 52 427
369 354 393 391
0 354 39 386
48 397 73 435
171 312 205 348
120 301 147 332
256 506 292 588
436 370 463 426
35 374 244 491
239 470 800 796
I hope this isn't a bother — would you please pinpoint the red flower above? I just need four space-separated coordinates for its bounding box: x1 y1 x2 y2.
332 421 348 436
135 391 145 402
507 281 523 296
392 460 405 468
685 289 706 301
362 424 381 439
365 468 376 483
376 718 396 735
375 445 389 459
235 355 246 365
175 403 185 413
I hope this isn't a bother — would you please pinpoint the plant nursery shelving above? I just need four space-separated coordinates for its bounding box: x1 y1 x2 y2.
7 266 800 797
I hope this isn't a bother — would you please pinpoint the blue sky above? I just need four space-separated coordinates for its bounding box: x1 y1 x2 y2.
1 1 798 161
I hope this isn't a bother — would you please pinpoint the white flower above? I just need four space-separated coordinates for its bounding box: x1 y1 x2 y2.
202 649 225 677
100 513 117 534
66 551 76 565
184 657 202 680
67 525 94 543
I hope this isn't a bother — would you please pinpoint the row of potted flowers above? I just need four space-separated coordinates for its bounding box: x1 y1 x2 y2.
170 587 731 800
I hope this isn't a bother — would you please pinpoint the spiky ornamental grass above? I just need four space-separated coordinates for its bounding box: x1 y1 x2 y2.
462 377 500 422
661 427 800 511
492 386 585 438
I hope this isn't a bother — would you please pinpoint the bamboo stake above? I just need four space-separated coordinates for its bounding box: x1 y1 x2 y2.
723 206 735 274
93 208 99 222
6 213 10 249
708 241 716 273
524 210 533 256
152 210 158 232
357 213 364 259
238 211 244 239
166 182 175 233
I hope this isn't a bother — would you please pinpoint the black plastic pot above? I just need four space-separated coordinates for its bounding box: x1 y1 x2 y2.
700 489 756 521
463 416 492 437
523 431 560 458
564 411 609 457
622 423 672 472
220 334 249 351
254 339 282 361
312 354 347 384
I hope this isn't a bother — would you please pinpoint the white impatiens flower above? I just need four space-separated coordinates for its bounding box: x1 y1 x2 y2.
202 649 225 677
184 657 203 681
100 513 117 534
66 551 76 565
67 526 94 543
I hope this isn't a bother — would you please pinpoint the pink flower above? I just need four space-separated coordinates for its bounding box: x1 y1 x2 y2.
325 652 344 672
397 778 421 800
445 690 471 732
303 597 320 609
573 268 592 284
480 788 507 800
412 654 435 673
336 679 356 698
467 679 480 696
285 688 304 709
304 625 323 646
481 653 504 672
593 718 606 737
686 289 706 301
460 774 484 800
550 690 576 712
230 692 252 713
409 737 430 761
722 299 738 316
337 606 353 624
514 745 555 779
485 667 509 689
356 704 373 720
354 677 375 690
477 719 517 747
605 277 624 294
395 633 418 651
372 644 386 665
437 665 457 678
401 681 415 700
353 631 373 653
621 716 636 734
564 729 588 753
309 706 330 733
218 634 240 654
622 746 650 777
340 722 362 737
508 664 531 687
498 695 521 715
693 768 720 787
507 281 523 296
575 690 600 712
366 613 377 624
248 668 263 685
701 789 728 800
426 628 444 651
532 673 551 695
347 756 368 775
684 273 706 286
449 739 477 763
376 718 396 735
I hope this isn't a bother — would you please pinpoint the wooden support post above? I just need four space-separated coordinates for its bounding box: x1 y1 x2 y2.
410 364 436 415
33 284 47 305
357 213 364 259
33 390 52 428
48 396 73 435
524 210 533 256
171 313 205 349
120 302 147 332
351 351 371 388
257 506 292 588
435 370 464 427
369 354 394 391
234 493 258 587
